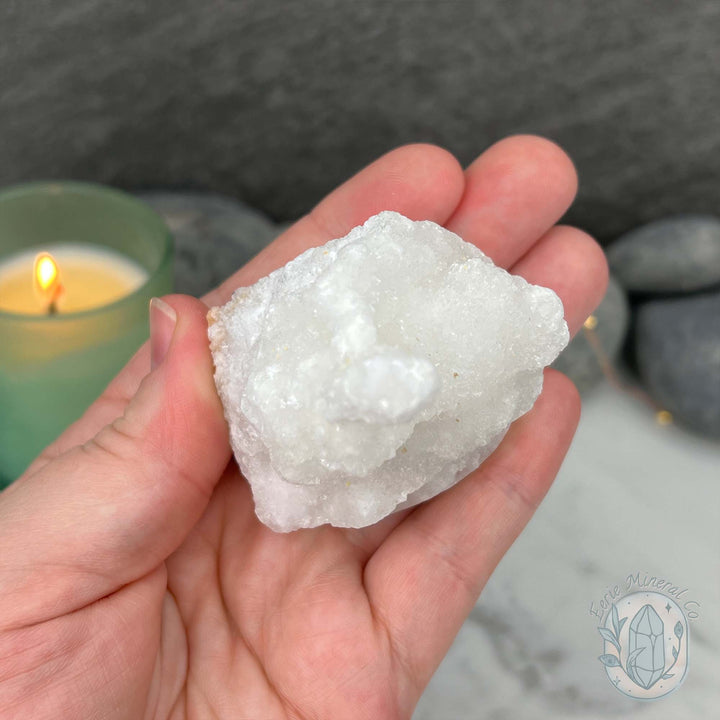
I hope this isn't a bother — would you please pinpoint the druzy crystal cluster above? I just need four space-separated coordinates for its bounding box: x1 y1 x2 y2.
208 211 568 531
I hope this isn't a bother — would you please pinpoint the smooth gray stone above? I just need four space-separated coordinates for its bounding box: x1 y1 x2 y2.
139 192 283 298
607 216 720 293
636 291 720 438
552 275 629 394
2 2 720 242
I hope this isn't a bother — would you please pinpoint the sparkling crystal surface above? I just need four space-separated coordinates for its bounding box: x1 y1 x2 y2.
208 211 568 531
627 604 666 688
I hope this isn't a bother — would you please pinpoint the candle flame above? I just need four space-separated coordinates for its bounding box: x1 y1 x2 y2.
35 253 59 293
34 253 62 311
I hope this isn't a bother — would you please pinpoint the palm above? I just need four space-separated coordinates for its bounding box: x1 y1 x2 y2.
165 469 405 719
0 139 607 720
90 465 410 720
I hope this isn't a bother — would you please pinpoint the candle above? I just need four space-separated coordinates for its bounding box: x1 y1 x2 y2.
0 182 173 485
0 245 149 315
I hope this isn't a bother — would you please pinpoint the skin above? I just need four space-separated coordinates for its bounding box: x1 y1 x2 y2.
0 136 608 719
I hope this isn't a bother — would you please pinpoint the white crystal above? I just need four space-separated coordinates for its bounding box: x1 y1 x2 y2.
208 211 568 532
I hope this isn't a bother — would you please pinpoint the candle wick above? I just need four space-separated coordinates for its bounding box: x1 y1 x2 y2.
47 285 61 315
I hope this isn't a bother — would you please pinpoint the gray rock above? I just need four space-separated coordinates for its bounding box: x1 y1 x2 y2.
552 275 629 394
607 215 720 293
139 192 284 298
1 2 720 242
636 291 720 438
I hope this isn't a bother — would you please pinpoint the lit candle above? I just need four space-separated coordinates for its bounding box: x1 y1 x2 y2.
0 245 148 316
0 182 173 485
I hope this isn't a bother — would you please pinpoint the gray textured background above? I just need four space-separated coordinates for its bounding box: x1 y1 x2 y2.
2 0 720 242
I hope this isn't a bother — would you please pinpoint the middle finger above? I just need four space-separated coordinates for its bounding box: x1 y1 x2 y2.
444 134 579 268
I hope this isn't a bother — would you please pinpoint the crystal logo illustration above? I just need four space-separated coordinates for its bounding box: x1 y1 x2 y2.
627 604 665 688
598 591 688 699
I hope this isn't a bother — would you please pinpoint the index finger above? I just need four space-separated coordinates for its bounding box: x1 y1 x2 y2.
206 143 465 306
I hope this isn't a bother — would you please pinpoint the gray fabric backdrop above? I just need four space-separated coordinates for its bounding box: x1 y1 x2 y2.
2 0 719 243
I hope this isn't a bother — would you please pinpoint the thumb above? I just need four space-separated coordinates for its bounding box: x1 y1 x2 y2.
0 295 231 630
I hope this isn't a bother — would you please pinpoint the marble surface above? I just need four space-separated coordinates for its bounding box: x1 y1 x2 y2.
414 382 720 718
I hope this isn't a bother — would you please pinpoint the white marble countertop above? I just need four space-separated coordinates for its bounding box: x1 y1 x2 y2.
414 381 720 719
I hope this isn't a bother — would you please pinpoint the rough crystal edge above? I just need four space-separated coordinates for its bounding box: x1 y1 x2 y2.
207 211 568 532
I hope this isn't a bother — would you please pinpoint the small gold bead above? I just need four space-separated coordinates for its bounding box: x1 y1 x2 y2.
583 315 598 330
656 410 673 426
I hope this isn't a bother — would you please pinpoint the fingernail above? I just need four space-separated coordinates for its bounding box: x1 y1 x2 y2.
150 297 177 370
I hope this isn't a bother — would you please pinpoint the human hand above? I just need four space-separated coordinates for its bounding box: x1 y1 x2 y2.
0 136 607 719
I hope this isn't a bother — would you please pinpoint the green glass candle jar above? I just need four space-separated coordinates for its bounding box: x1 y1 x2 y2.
0 182 173 485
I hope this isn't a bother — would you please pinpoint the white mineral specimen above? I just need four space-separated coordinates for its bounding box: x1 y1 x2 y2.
208 211 568 532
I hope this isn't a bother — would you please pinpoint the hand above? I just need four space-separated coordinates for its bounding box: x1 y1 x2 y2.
0 137 607 719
